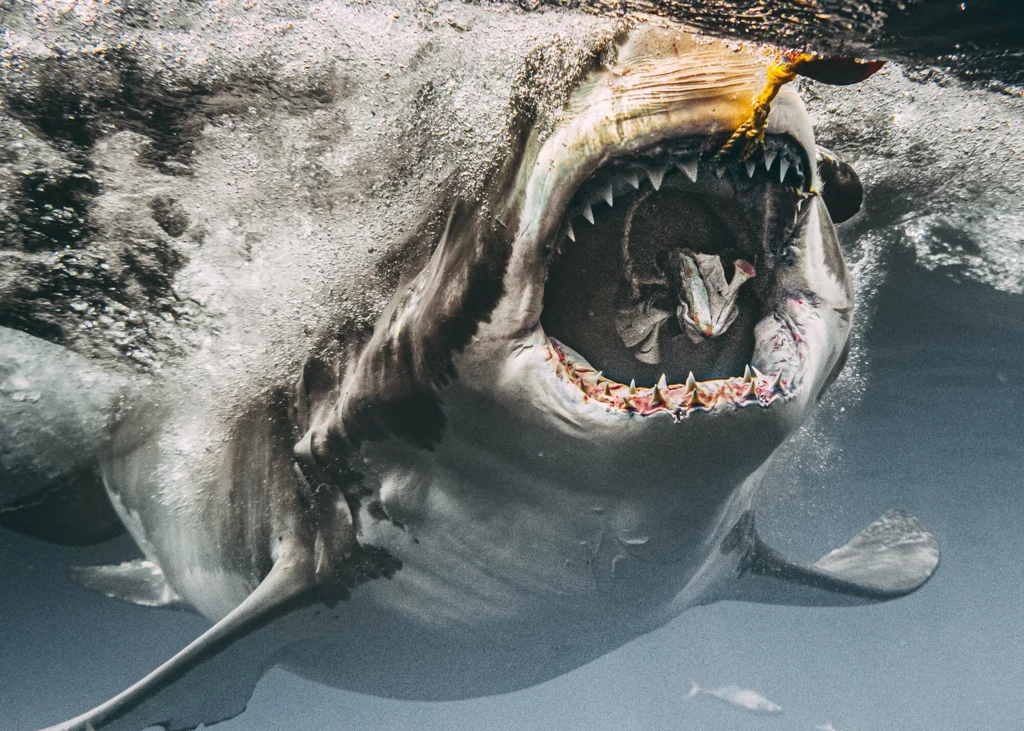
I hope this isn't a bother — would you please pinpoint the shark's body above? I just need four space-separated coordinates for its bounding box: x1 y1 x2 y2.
0 6 939 730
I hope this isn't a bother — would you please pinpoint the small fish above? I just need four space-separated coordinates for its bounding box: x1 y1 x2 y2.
687 680 783 715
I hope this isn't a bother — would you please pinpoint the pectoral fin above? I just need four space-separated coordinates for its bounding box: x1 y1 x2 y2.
0 327 131 545
44 555 316 731
70 560 193 612
719 509 939 607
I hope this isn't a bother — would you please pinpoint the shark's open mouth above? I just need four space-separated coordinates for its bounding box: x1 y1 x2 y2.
538 134 813 416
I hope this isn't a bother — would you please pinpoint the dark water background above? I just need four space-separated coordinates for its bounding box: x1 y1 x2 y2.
5 253 1021 731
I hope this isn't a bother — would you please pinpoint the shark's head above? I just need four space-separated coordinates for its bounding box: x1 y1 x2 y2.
486 29 855 426
301 26 858 531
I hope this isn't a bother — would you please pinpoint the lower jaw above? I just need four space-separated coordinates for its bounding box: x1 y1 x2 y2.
545 336 801 418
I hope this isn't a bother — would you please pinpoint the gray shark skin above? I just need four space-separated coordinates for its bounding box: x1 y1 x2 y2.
0 4 942 730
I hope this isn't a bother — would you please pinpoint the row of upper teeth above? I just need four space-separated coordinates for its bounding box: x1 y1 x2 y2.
563 141 808 242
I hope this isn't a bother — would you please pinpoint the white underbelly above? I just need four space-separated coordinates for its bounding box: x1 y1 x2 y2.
275 550 693 700
273 445 745 700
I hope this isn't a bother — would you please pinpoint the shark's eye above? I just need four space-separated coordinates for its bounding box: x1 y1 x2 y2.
817 149 863 224
540 135 810 388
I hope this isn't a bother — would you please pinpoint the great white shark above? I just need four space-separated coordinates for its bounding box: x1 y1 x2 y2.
0 11 938 731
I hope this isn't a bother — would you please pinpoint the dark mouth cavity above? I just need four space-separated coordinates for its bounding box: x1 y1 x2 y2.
540 134 810 390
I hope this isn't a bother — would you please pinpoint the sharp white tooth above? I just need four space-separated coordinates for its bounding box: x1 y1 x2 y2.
779 157 790 183
684 371 697 393
796 198 804 213
676 158 699 183
745 160 756 178
566 221 575 241
742 365 753 383
657 373 668 392
646 165 668 191
715 166 726 178
624 171 640 189
599 183 613 207
764 149 777 171
628 379 637 395
581 204 594 224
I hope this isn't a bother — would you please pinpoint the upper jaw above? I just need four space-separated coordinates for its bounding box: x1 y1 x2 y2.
559 131 814 265
495 77 818 338
548 83 817 248
470 33 832 421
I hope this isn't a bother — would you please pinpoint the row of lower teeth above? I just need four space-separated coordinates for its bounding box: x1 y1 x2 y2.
563 141 808 243
548 339 790 417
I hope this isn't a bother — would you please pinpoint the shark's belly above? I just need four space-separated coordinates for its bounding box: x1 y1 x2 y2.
271 450 748 699
107 397 758 698
275 540 708 700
